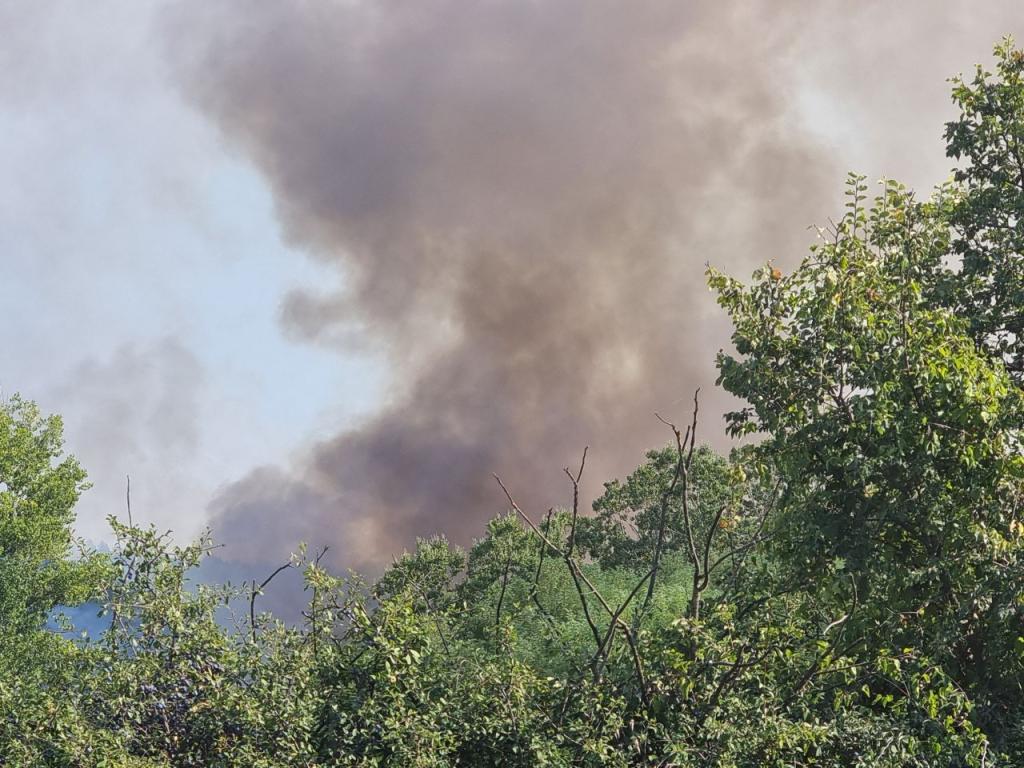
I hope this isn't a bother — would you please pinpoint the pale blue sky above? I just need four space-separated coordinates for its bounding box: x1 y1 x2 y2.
0 2 384 542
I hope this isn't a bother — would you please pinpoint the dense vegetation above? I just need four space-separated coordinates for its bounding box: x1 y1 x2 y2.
4 40 1024 767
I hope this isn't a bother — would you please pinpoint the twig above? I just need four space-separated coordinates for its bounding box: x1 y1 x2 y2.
593 566 656 676
642 389 700 621
528 510 582 670
308 545 330 659
125 474 132 528
494 551 513 642
493 470 651 708
564 447 588 557
250 561 293 643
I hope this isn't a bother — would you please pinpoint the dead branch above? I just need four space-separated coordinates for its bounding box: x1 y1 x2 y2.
493 468 651 708
494 551 513 643
564 446 588 557
641 389 700 621
250 561 294 643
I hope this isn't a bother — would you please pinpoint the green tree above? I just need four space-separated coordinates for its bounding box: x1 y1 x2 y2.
947 38 1024 382
0 395 113 766
0 395 107 634
710 169 1024 757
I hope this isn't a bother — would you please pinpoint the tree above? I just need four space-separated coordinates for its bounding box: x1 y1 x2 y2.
947 38 1024 382
0 395 112 765
709 176 1024 755
0 395 107 633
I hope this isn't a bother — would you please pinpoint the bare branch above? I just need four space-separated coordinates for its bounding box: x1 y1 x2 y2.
528 509 583 670
125 474 132 528
593 565 656 674
642 389 701 621
494 551 513 642
563 446 588 557
698 505 727 593
250 561 293 643
494 471 650 704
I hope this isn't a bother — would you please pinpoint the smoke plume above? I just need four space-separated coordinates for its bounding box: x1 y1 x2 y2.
170 1 1022 570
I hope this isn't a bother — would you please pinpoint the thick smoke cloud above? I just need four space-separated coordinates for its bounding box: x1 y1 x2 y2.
172 1 1022 570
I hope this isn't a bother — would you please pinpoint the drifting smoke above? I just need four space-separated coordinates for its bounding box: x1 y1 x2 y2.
170 1 1022 570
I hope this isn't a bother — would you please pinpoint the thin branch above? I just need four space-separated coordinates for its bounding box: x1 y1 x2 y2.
593 566 656 675
685 388 700 467
564 446 588 557
706 533 772 581
643 389 701 621
494 471 650 705
718 477 784 602
567 563 604 651
495 472 602 646
703 645 772 718
530 509 555 601
698 505 727 593
784 575 861 707
125 474 132 528
527 509 583 669
250 561 293 643
494 551 513 642
307 545 330 659
494 474 616 619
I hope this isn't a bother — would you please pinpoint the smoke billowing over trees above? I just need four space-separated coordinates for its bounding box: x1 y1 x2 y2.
173 1 1023 573
5 28 1024 768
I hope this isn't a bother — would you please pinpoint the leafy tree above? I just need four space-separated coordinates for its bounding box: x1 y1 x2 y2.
0 395 111 766
375 535 466 614
0 395 107 634
709 167 1024 758
947 38 1024 381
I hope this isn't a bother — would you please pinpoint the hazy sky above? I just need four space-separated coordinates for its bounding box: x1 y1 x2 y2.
0 2 385 544
3 2 1022 577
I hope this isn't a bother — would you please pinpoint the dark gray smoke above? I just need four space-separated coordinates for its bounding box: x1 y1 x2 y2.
170 1 1023 570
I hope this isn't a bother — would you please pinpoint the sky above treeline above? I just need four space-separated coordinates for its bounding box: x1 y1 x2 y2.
3 1 1022 578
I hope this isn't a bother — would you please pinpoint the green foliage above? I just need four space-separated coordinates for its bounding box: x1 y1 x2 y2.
85 521 332 767
375 535 466 612
0 395 112 767
0 395 108 634
577 445 738 570
710 170 1024 754
947 37 1024 381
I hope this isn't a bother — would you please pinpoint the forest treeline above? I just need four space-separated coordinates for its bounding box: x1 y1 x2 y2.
5 40 1024 767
